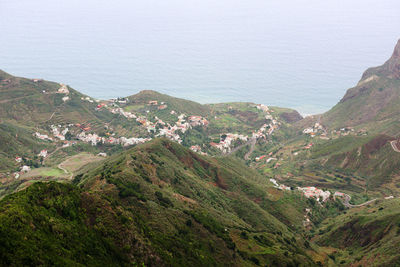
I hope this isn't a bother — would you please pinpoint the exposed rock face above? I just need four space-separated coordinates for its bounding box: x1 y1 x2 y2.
280 110 303 123
362 39 400 80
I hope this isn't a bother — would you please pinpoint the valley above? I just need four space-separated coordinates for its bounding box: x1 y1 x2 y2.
0 40 399 266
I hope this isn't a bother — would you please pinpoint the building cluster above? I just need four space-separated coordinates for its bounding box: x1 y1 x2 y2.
304 143 313 149
297 186 331 202
156 113 208 143
56 84 70 102
119 136 152 147
190 145 201 152
256 104 270 112
253 122 274 139
148 100 168 110
303 123 326 138
38 149 48 158
110 107 137 119
254 108 280 139
81 96 94 103
270 179 332 202
57 83 69 94
34 132 53 141
332 127 367 137
187 116 209 127
12 165 32 179
76 132 151 147
35 125 71 142
188 145 207 155
255 155 267 161
269 179 291 190
210 108 280 154
210 133 248 153
51 125 69 141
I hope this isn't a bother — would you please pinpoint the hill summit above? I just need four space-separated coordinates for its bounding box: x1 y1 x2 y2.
321 39 400 133
362 39 400 80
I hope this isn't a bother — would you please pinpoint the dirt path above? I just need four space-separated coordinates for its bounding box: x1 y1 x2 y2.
223 136 257 160
57 162 73 179
43 146 63 163
0 95 29 104
244 137 257 160
42 111 56 123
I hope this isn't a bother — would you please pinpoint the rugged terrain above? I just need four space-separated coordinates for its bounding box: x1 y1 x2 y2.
0 39 399 266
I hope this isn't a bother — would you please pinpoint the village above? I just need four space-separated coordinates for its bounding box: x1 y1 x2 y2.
302 121 368 139
270 178 348 203
10 83 291 186
210 104 281 154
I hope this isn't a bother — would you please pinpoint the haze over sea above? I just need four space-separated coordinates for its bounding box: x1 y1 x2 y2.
1 0 399 115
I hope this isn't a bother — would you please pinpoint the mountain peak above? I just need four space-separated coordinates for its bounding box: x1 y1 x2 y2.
361 39 400 80
391 39 400 59
384 39 400 78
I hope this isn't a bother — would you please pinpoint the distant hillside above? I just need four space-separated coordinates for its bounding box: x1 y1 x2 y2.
321 40 400 135
127 90 211 117
0 123 55 171
0 70 116 129
308 134 400 193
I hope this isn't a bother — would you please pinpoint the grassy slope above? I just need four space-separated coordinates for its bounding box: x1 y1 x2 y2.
315 198 400 266
0 138 326 266
0 182 129 266
0 69 120 131
294 134 400 195
127 90 211 118
0 122 55 171
76 138 319 266
321 40 400 134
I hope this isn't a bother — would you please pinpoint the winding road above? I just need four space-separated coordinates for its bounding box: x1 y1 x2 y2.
244 137 257 160
390 140 400 153
57 163 73 180
340 193 379 208
223 136 258 160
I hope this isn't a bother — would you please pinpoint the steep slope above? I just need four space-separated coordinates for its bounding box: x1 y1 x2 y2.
1 139 322 266
0 182 129 266
322 135 400 190
315 198 400 266
321 39 400 134
77 138 318 266
0 70 109 126
0 122 55 171
282 40 400 197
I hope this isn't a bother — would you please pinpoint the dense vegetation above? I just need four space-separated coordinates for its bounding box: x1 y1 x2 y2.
0 182 127 266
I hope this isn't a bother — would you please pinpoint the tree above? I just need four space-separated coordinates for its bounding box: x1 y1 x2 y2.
65 131 73 140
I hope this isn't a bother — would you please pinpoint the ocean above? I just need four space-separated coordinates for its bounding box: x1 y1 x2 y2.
1 0 399 115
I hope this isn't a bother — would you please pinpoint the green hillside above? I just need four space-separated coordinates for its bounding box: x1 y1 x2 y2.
127 90 211 117
321 39 400 134
315 198 400 266
0 122 55 171
0 182 128 266
2 40 400 266
0 139 331 266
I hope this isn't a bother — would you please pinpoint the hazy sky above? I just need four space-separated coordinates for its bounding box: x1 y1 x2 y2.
1 0 399 114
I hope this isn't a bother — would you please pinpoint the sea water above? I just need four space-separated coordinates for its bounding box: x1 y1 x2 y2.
0 0 399 115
